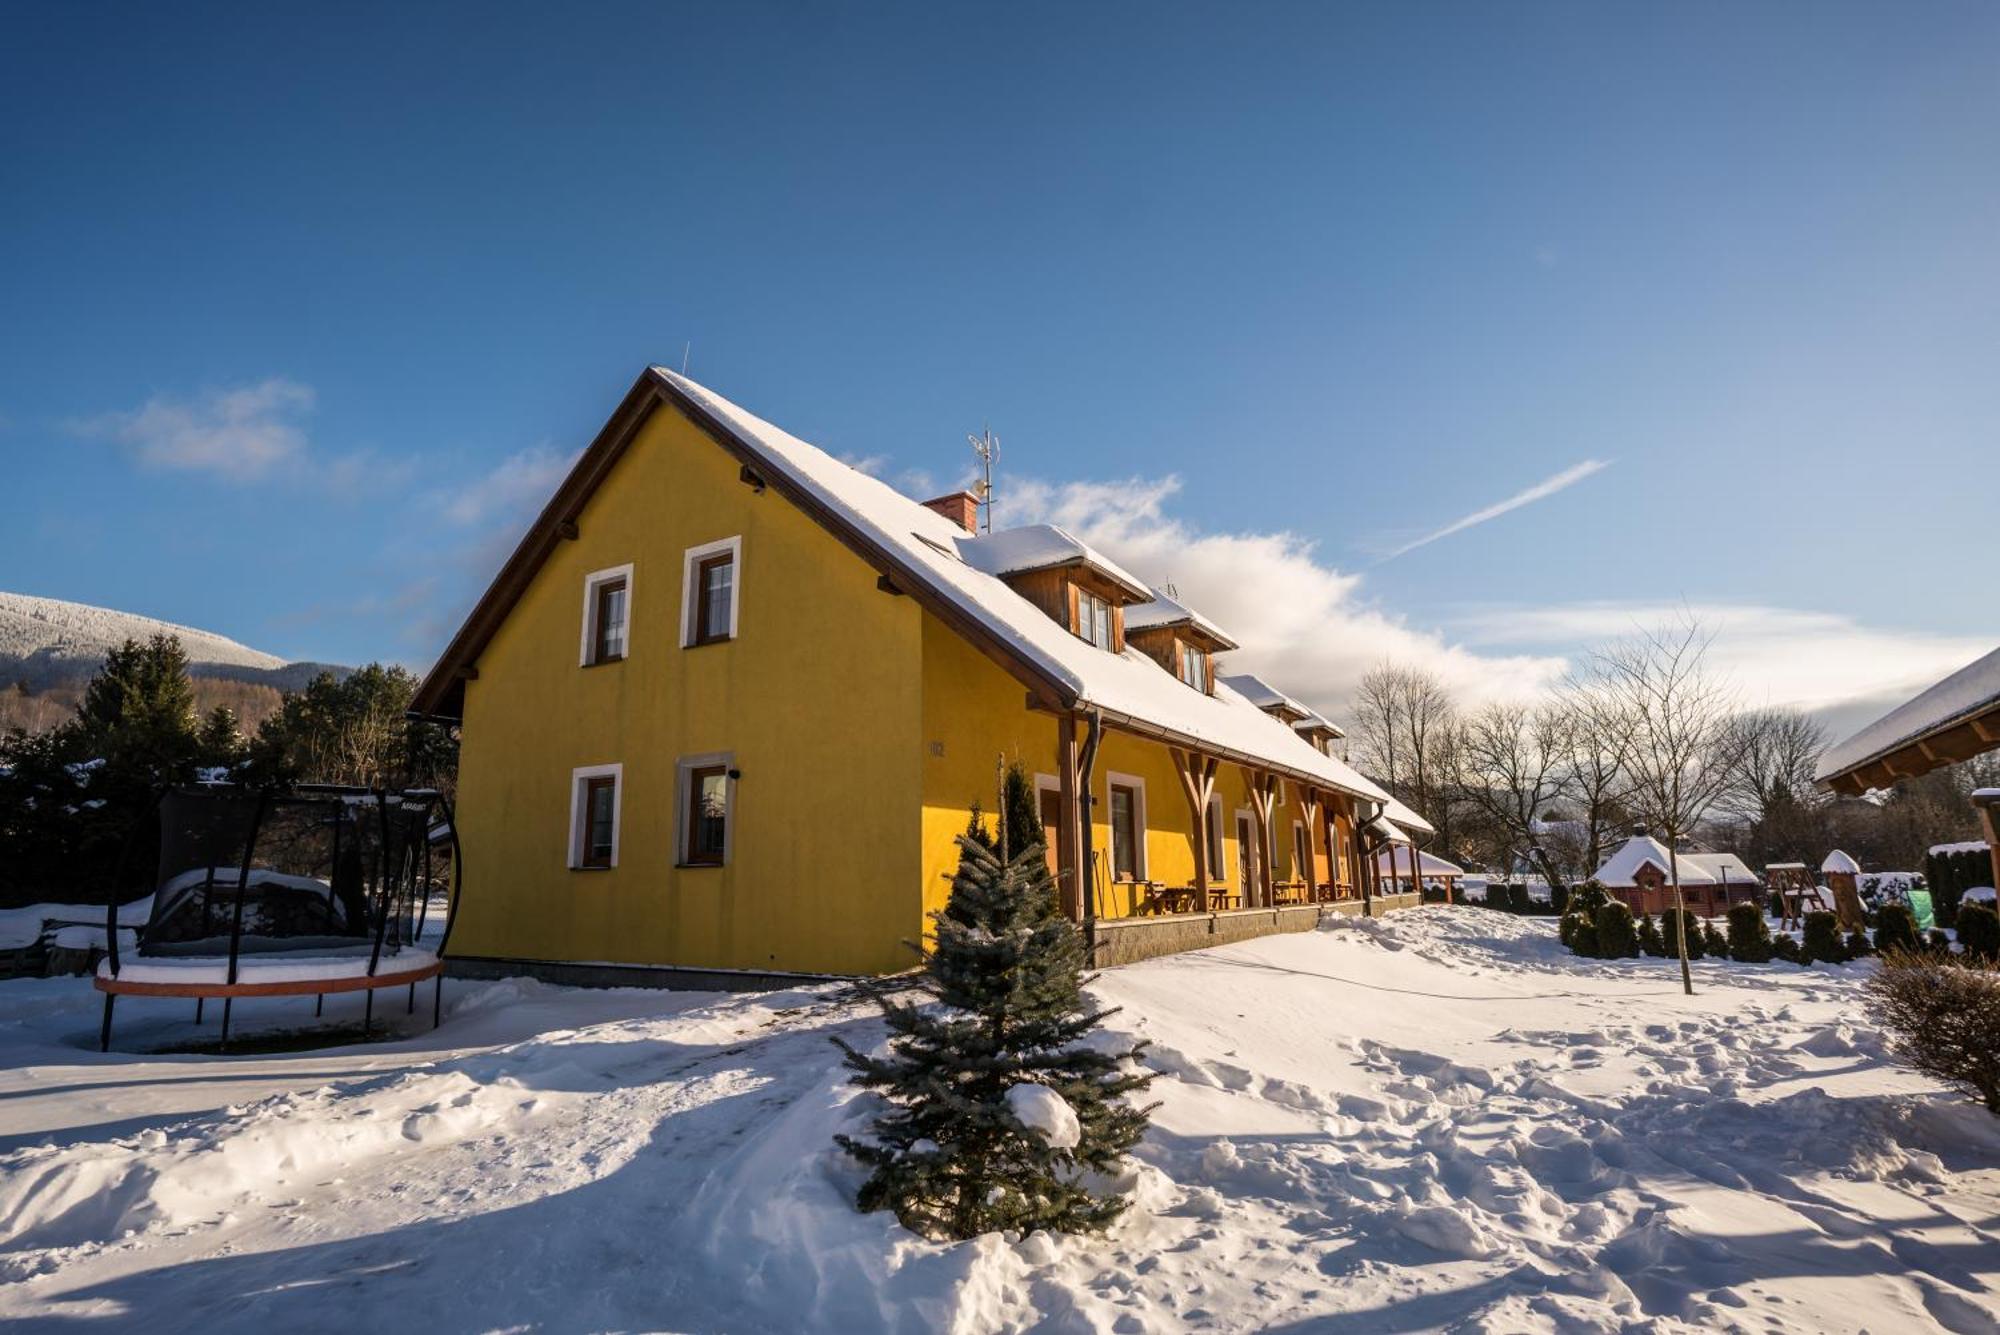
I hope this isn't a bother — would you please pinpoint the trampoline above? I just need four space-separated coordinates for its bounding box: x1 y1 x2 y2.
95 783 464 1051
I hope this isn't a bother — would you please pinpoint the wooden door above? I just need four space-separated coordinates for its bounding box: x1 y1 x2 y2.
1038 787 1063 881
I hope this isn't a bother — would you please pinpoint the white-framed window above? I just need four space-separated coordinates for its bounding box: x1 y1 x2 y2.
568 763 623 869
1076 588 1113 651
1205 793 1227 881
681 537 742 647
1104 771 1147 882
579 564 634 666
676 752 735 867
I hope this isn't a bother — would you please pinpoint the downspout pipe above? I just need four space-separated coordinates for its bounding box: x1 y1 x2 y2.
1077 709 1103 967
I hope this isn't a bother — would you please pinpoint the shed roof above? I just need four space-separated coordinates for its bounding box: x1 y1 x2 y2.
1591 834 1717 888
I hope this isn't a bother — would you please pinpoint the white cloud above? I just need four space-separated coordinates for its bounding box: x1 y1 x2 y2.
78 379 315 482
1377 459 1611 560
443 445 577 528
1004 474 1569 715
1450 601 1990 718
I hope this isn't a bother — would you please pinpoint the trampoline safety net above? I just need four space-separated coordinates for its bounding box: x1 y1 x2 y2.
140 786 445 959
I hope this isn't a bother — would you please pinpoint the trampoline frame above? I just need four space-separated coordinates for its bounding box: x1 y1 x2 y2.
95 783 465 1052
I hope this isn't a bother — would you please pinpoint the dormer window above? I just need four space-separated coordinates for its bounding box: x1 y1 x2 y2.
1179 643 1206 690
1077 588 1114 650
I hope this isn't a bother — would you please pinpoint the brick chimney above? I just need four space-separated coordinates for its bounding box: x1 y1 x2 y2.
920 490 981 534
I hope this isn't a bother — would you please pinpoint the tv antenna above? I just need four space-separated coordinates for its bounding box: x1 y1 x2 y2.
967 427 998 533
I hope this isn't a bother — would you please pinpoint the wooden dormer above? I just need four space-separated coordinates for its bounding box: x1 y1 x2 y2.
958 524 1152 655
1294 716 1344 755
1124 593 1239 694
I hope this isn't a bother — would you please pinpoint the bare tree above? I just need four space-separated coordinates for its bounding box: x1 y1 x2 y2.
1598 614 1742 995
1721 707 1829 823
1555 677 1637 876
1350 663 1459 847
1455 701 1575 891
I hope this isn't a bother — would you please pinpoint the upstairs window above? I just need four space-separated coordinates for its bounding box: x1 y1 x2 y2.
1077 588 1113 651
1179 643 1206 690
580 565 634 667
682 537 742 647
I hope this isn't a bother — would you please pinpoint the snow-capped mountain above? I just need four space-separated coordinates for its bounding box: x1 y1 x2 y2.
0 592 340 690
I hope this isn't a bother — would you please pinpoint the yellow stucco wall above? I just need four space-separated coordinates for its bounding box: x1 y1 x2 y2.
451 403 926 976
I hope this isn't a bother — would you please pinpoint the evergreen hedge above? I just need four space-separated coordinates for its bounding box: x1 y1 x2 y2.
1957 904 2000 961
1875 903 1919 954
1637 912 1665 957
1726 902 1773 963
1661 907 1705 961
1595 901 1637 958
1801 911 1846 965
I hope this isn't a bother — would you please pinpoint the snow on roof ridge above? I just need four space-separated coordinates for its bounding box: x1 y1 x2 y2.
1818 644 2000 782
1122 590 1241 650
649 370 1392 805
958 524 1151 600
1591 833 1718 887
1821 849 1861 874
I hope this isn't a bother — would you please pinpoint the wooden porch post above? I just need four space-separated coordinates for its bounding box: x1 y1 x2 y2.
1240 767 1278 908
1170 747 1218 908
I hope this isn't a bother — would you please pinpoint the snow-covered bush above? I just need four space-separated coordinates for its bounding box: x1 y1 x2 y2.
1875 904 1918 955
1593 901 1637 958
834 835 1155 1240
1774 934 1802 964
1801 912 1846 965
1726 902 1772 963
1866 951 2000 1114
1570 919 1600 958
1845 929 1872 960
1956 903 2000 962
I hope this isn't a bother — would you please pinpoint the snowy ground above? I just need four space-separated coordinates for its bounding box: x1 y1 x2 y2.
3 908 1998 1333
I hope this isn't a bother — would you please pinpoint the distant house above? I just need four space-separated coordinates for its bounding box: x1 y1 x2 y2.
1591 834 1762 918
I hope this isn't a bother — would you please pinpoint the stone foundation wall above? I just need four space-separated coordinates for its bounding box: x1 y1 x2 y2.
1089 893 1424 968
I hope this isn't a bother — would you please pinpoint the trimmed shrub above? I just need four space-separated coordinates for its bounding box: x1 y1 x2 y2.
1773 934 1802 964
1505 883 1533 915
1550 883 1569 915
1957 903 2000 962
1866 951 2000 1114
1875 904 1918 955
1571 921 1600 958
1559 912 1583 950
1844 930 1872 960
1930 929 1954 955
1661 907 1705 961
1801 911 1845 965
1595 901 1638 958
1637 912 1665 957
1702 920 1729 957
1925 846 1985 928
1569 881 1610 920
1726 902 1773 963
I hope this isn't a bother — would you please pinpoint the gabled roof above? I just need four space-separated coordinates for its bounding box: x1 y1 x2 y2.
958 525 1151 601
1591 834 1717 888
1219 673 1312 722
1818 645 2000 793
1292 710 1345 741
414 368 1393 807
1376 847 1466 878
1681 852 1761 885
1122 591 1240 650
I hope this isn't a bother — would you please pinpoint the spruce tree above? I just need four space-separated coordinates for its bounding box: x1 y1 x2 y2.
835 835 1155 1240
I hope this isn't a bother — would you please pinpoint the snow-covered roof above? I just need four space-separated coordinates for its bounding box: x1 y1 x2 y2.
1291 709 1345 740
1366 815 1409 846
1930 840 1989 857
1681 852 1761 885
1121 591 1240 650
1219 673 1312 722
1591 834 1716 888
1375 848 1466 878
1818 645 2000 788
648 371 1396 806
1821 849 1861 875
957 524 1151 601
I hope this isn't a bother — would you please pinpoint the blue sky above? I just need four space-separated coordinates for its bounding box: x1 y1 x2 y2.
2 3 1994 725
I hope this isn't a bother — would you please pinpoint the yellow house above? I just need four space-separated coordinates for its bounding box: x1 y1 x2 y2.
414 368 1432 987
